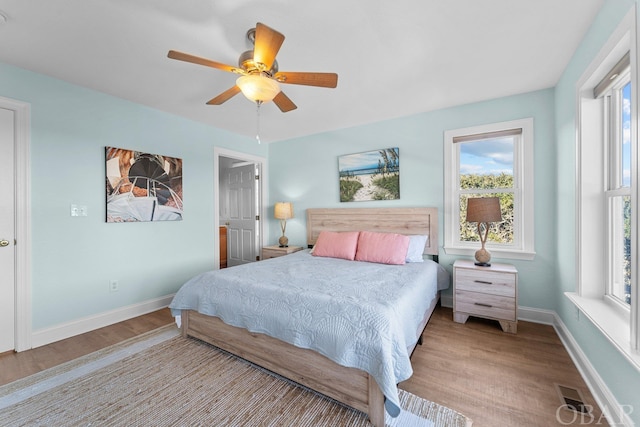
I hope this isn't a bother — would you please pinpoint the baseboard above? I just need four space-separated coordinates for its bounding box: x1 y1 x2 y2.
30 295 175 349
440 293 453 308
517 305 556 325
521 306 632 426
552 312 633 427
443 302 631 426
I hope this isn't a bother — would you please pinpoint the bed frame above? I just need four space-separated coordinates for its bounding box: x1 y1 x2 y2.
180 207 440 427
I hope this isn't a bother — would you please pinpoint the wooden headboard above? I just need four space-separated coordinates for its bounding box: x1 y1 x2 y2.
306 207 439 256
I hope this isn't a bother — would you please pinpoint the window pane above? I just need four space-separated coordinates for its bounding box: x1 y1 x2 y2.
459 137 514 190
622 81 631 187
610 195 631 305
459 193 514 244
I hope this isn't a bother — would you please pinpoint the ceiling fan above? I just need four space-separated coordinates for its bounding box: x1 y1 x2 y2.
167 22 338 112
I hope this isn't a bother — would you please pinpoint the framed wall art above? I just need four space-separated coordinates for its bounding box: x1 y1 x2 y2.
105 147 183 222
338 147 400 202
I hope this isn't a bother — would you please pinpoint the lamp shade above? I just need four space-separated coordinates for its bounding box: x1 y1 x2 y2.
274 202 294 220
236 74 281 103
466 197 502 223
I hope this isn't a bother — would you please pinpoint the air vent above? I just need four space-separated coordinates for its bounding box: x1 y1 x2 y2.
555 384 588 413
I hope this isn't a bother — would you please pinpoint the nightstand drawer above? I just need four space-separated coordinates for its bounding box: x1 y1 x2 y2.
261 245 303 260
456 290 516 321
455 268 516 297
262 248 283 259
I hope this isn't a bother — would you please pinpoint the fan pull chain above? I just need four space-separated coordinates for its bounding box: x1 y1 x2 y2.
255 101 262 144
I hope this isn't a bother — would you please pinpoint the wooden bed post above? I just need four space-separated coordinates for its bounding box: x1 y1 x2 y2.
180 311 189 338
368 376 385 427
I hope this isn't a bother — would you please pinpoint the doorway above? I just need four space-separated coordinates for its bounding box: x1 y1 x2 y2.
0 96 31 353
214 147 266 269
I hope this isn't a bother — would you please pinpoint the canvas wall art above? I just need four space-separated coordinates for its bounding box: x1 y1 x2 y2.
338 147 400 202
105 147 183 222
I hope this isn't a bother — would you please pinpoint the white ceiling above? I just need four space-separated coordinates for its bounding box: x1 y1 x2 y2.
0 0 604 143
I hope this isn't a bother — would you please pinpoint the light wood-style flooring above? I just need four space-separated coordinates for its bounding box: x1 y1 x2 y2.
0 305 605 426
0 308 173 385
402 306 606 426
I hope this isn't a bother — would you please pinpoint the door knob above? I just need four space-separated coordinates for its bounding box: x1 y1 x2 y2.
0 239 9 247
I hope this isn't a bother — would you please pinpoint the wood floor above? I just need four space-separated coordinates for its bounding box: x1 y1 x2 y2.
0 305 606 426
0 308 174 386
402 306 606 426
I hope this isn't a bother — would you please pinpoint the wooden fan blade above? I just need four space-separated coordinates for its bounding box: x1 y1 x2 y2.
273 91 297 112
168 50 242 74
253 23 285 71
274 71 338 88
206 86 241 105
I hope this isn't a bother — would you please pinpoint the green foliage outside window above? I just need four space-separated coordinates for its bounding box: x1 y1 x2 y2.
459 173 514 244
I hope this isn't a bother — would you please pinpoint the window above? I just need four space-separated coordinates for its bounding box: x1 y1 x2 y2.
571 6 640 368
603 66 632 307
444 118 535 260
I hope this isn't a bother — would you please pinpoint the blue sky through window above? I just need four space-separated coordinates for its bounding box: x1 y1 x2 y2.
460 137 514 176
623 81 631 187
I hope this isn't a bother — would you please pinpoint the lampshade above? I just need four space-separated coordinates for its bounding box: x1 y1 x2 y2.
466 197 502 223
236 74 281 103
274 202 294 220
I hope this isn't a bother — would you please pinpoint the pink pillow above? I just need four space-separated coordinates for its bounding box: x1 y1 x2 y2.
355 231 410 265
312 231 360 260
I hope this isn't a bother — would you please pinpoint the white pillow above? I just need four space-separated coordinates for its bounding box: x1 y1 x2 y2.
405 235 428 263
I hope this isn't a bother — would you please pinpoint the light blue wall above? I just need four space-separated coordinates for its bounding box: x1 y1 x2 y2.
554 0 640 423
0 62 266 330
269 88 557 309
268 2 640 420
2 0 638 419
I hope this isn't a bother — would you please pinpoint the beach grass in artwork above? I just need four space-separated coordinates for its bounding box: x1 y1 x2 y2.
338 148 399 202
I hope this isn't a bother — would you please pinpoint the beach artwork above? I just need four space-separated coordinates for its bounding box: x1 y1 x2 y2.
338 147 400 202
105 147 183 222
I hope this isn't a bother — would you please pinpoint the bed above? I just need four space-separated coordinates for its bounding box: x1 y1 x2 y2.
169 207 448 426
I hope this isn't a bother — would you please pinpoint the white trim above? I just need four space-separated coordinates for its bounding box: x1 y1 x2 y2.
575 6 640 355
632 0 640 355
0 96 32 352
30 295 174 349
517 305 556 325
442 302 632 426
553 307 635 427
443 118 535 260
565 292 639 372
440 293 453 308
213 147 267 267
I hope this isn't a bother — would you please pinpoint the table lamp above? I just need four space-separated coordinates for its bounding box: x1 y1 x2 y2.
466 197 502 266
274 202 293 247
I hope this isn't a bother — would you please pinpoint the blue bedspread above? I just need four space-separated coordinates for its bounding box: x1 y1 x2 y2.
169 250 449 417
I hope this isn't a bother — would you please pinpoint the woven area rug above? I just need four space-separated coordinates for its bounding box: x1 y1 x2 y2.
0 325 472 427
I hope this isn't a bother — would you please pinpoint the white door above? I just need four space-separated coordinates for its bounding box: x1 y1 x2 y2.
0 107 16 352
226 163 258 267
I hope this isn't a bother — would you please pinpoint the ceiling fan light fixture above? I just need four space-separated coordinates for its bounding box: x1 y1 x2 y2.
236 74 281 103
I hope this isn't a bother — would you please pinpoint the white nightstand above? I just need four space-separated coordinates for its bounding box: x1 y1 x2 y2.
261 245 303 260
453 259 518 333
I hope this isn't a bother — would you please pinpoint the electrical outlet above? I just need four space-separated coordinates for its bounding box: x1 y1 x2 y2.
109 279 119 292
70 204 88 217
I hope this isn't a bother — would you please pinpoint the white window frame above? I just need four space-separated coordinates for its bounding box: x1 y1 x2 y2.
444 118 535 260
568 7 640 371
604 70 631 308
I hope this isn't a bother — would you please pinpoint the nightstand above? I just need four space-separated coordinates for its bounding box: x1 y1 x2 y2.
261 245 303 260
453 259 518 333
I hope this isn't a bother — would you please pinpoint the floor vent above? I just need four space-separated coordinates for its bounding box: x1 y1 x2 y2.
555 384 588 413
